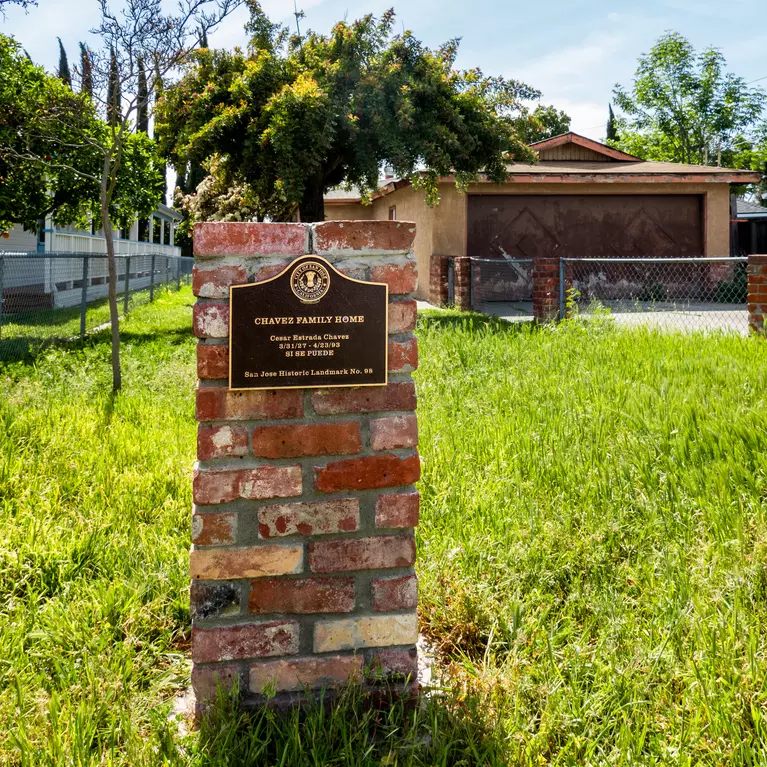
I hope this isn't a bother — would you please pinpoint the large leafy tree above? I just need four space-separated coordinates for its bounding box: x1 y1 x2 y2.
613 32 766 169
156 3 540 222
512 104 570 145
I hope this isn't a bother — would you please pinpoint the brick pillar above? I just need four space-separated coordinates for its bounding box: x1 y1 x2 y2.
532 256 560 322
748 254 767 334
429 254 450 306
454 257 471 311
190 221 420 709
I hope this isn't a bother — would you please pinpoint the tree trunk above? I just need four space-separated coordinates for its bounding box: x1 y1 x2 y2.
298 174 326 223
101 158 122 393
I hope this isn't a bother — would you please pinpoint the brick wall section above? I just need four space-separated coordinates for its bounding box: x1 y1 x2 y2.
191 221 420 708
429 254 450 306
748 255 767 334
454 256 471 311
532 256 561 322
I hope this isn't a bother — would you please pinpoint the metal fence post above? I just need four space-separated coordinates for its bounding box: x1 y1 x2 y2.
177 258 181 290
559 258 566 320
149 254 156 302
80 256 89 339
0 255 4 340
123 256 131 315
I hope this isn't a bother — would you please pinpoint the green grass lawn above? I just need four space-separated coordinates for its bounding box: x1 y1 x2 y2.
2 289 767 765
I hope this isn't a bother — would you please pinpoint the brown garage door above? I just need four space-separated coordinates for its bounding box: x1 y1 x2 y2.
467 195 704 259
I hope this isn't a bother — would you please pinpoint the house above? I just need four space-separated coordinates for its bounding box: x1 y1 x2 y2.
0 204 183 311
734 199 767 255
324 133 761 301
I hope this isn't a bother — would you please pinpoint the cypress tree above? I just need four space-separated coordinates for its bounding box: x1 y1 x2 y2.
136 56 149 133
106 47 121 126
199 25 209 49
154 58 167 195
606 104 618 142
57 38 71 87
79 43 93 98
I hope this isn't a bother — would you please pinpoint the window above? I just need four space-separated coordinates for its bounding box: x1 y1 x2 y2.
388 206 396 221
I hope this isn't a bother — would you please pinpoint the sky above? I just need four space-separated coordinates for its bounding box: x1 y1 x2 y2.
3 0 766 143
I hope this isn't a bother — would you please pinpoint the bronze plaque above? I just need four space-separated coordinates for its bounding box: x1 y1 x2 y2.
229 256 388 390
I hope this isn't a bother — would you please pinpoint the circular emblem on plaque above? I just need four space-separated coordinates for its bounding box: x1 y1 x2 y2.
290 261 331 303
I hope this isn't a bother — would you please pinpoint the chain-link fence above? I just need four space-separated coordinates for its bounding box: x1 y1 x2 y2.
0 252 194 361
562 257 748 334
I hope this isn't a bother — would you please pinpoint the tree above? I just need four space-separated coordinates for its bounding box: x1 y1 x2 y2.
0 34 162 233
136 56 149 134
83 0 240 392
0 0 37 13
613 32 766 166
199 26 209 49
79 43 93 97
513 104 571 144
57 38 71 87
156 3 539 223
606 103 618 142
106 47 121 127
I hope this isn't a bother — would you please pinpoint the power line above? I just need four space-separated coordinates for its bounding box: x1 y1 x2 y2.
747 74 767 85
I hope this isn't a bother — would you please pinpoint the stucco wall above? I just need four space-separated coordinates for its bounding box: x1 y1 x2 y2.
324 203 374 220
369 187 434 299
327 180 735 298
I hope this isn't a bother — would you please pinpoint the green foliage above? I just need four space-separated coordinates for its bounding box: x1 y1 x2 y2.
512 103 571 144
156 4 539 221
0 34 163 233
613 31 766 173
56 37 71 86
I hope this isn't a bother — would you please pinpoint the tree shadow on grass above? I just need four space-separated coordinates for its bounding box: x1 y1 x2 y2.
0 325 194 368
176 682 510 767
418 309 539 337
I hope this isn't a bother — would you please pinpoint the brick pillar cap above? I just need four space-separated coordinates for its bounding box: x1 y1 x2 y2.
194 222 310 258
748 254 767 265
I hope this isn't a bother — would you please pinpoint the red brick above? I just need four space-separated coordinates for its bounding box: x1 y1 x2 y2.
192 512 236 546
193 265 248 298
193 468 240 505
370 415 418 451
375 493 420 529
192 664 242 702
388 338 418 373
388 300 417 333
312 382 416 415
193 466 302 505
251 422 361 459
196 385 303 421
371 262 417 295
249 577 355 614
365 647 418 679
258 499 359 538
197 344 229 379
315 454 420 493
250 656 362 693
313 221 416 255
192 621 299 662
193 302 229 339
240 466 303 500
371 575 418 612
198 424 249 460
309 535 416 573
194 222 308 257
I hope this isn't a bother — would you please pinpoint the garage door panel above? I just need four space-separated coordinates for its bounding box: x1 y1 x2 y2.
468 195 704 259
